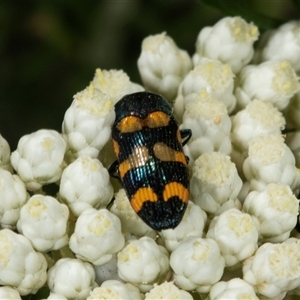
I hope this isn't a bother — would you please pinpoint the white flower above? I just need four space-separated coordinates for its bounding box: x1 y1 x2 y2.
17 194 69 252
87 280 142 300
206 208 258 267
254 21 300 72
0 169 28 227
59 156 113 217
243 134 300 192
190 152 242 215
286 130 300 167
160 201 207 252
0 229 47 296
243 238 300 298
10 129 66 191
170 236 225 294
62 84 115 162
137 32 192 101
174 58 236 121
181 96 232 164
145 281 193 300
193 16 259 73
208 278 259 300
0 286 22 299
109 189 156 239
91 68 144 104
47 258 97 300
231 99 285 153
243 183 299 243
117 236 170 292
234 60 300 112
0 134 13 173
69 208 124 266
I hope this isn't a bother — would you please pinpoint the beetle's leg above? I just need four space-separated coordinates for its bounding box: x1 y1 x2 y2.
108 160 120 180
180 129 192 146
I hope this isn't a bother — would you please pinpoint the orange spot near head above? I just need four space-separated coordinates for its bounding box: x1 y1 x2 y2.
146 111 170 128
117 116 143 133
131 187 158 212
163 182 189 204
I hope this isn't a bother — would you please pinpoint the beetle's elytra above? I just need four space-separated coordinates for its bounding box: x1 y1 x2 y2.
109 91 192 231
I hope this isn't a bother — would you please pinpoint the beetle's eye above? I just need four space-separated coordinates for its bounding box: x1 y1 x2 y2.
145 111 170 128
117 116 143 132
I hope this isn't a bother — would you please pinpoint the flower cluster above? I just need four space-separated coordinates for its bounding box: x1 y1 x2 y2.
1 16 300 300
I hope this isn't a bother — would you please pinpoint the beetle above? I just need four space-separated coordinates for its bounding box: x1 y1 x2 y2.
108 91 191 231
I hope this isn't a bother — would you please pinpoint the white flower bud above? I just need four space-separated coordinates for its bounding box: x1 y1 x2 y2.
286 130 300 167
174 58 236 121
193 16 259 73
0 229 47 296
0 134 13 173
137 32 192 101
181 96 232 164
117 236 170 292
243 134 300 191
254 21 300 72
207 208 258 267
69 208 124 266
0 286 22 299
62 84 115 162
234 60 300 111
145 281 193 300
88 280 142 300
59 156 113 217
47 258 97 300
91 68 144 104
243 238 300 298
109 189 156 239
231 99 285 153
243 183 298 243
190 152 242 214
170 236 225 294
0 169 28 227
160 201 207 252
208 278 259 300
17 194 69 252
10 129 66 191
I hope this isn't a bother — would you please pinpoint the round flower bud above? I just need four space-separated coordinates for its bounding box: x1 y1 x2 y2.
243 183 299 243
88 280 142 300
17 194 69 252
193 16 259 73
0 286 22 299
117 237 170 292
0 134 13 173
69 208 124 266
0 229 47 296
170 236 225 294
234 60 300 112
59 156 113 217
10 129 66 191
137 32 192 102
0 169 28 227
174 58 236 121
190 152 242 215
62 84 115 162
145 281 193 300
207 208 258 267
47 258 97 300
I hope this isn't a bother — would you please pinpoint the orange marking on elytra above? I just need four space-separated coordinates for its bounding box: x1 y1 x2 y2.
117 116 143 133
112 139 120 157
153 142 187 165
163 182 189 204
131 187 158 212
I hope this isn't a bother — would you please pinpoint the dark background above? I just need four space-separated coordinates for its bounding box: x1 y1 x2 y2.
0 0 298 151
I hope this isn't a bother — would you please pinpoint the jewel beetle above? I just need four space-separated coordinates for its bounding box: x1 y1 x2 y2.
109 91 192 231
